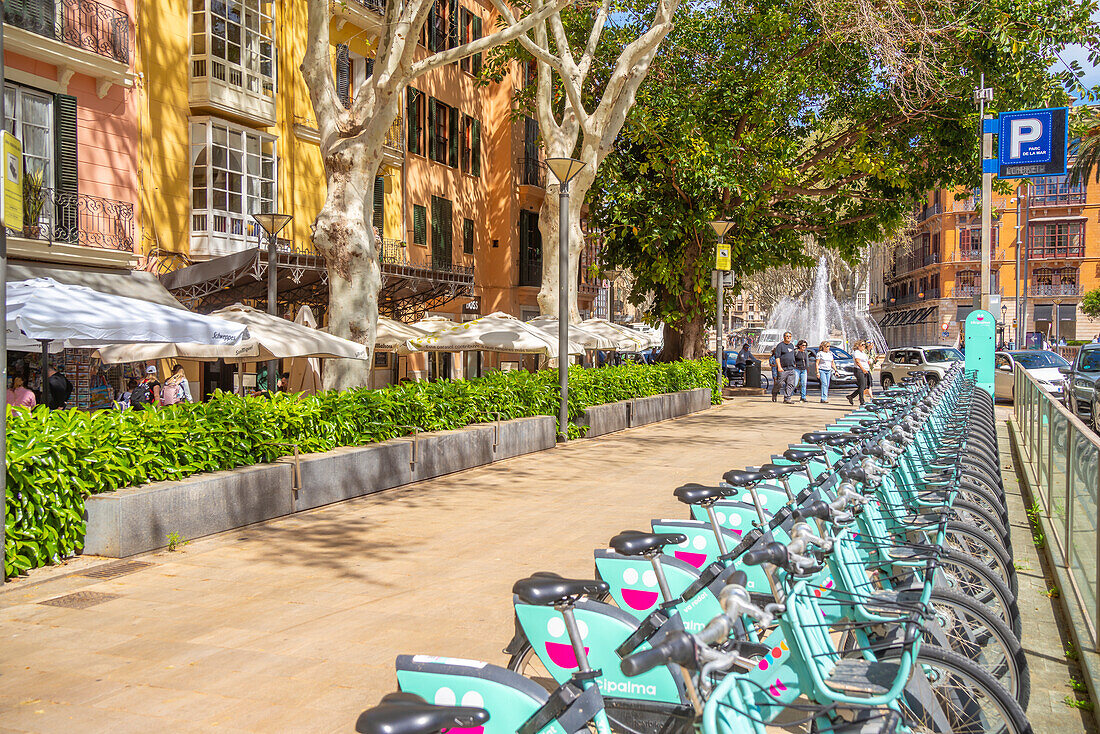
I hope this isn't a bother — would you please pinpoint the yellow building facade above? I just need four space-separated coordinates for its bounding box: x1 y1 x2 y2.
871 177 1100 348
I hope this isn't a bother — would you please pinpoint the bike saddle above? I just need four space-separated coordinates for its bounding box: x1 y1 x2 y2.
512 572 609 606
781 447 823 464
673 483 725 505
825 433 859 446
761 462 803 479
801 431 833 444
722 469 767 487
356 693 488 734
609 530 687 557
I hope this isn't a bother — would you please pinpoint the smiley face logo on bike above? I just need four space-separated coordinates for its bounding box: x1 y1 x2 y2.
544 616 590 669
620 567 661 610
432 688 486 734
673 535 710 568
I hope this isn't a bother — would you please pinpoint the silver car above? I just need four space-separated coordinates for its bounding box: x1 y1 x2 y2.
1062 344 1100 432
994 350 1070 401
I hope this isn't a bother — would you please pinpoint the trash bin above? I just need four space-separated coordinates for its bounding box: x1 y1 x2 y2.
745 359 761 388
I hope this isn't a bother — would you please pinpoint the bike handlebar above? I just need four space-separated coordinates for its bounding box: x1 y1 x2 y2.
620 631 696 677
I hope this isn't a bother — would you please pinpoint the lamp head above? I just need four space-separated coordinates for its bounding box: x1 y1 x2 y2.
709 220 735 237
545 157 586 186
252 212 294 237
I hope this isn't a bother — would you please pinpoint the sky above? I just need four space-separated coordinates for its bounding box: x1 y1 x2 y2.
1055 7 1100 101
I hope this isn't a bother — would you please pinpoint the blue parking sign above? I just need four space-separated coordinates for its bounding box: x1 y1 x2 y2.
997 107 1068 178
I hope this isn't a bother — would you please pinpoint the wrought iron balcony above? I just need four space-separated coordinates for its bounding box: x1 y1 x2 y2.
379 237 409 265
951 284 1003 298
917 203 942 222
5 187 134 252
1030 283 1082 297
4 0 130 64
351 0 385 13
518 157 546 188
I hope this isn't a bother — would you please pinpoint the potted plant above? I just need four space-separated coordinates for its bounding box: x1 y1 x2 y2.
22 169 45 239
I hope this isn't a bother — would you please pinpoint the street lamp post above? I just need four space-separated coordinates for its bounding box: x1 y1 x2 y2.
252 213 293 393
710 220 734 398
1001 303 1008 348
545 158 586 442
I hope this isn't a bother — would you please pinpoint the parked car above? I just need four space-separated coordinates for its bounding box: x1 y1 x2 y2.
993 350 1069 401
878 346 964 388
1061 344 1100 431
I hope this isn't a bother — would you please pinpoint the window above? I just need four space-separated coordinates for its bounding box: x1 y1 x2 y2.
1030 175 1085 206
190 118 277 256
426 0 457 52
1032 266 1079 296
428 97 457 166
1029 221 1084 258
3 84 54 187
461 114 480 175
412 204 427 245
459 8 483 74
519 210 541 286
407 87 425 155
957 220 999 256
191 0 275 101
431 195 453 269
463 217 474 254
955 270 978 296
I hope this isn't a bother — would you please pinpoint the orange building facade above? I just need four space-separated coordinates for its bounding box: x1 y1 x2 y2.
869 177 1100 348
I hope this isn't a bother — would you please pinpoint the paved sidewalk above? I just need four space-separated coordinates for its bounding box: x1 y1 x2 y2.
0 396 849 733
997 407 1096 732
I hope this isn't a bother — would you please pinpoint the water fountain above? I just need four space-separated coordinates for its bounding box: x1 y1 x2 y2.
761 256 887 353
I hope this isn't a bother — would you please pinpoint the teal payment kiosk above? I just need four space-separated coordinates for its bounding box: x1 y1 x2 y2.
965 309 996 396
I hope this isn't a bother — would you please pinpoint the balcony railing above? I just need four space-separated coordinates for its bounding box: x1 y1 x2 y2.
1030 283 1082 297
951 284 1003 298
1030 243 1085 259
383 116 403 152
917 203 942 222
351 0 385 12
4 187 134 252
4 0 130 64
518 157 546 188
1030 190 1086 206
379 237 408 265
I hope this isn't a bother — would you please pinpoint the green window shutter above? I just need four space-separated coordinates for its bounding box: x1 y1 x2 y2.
472 16 483 75
373 176 384 236
427 97 437 161
430 196 442 266
335 44 350 107
460 9 469 72
463 217 474 254
406 87 418 154
448 104 459 168
427 2 438 51
447 0 458 49
471 119 481 177
413 204 427 245
54 94 79 244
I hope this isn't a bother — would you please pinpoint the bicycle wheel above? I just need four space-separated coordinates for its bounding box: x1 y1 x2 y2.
934 549 1021 640
948 499 1011 552
940 521 1017 597
881 645 1032 734
923 588 1029 708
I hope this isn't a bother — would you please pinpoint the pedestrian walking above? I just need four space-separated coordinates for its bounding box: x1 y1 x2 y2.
769 347 780 402
117 379 139 409
7 376 36 410
847 340 870 405
793 340 810 402
161 364 194 405
43 364 73 410
774 331 798 403
864 345 878 400
816 341 835 403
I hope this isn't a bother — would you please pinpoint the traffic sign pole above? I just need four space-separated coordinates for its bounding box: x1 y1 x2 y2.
975 75 995 314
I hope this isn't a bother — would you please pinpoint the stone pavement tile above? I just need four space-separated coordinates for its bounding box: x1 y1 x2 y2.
2 699 184 734
90 684 244 721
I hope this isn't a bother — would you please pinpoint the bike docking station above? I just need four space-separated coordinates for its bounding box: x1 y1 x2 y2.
359 366 1032 734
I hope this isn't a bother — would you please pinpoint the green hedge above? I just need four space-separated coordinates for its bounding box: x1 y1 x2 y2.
4 359 719 577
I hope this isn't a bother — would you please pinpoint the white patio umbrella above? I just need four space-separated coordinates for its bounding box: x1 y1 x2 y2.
6 278 249 350
613 323 662 350
98 304 370 364
405 311 584 358
376 317 429 351
526 315 616 351
580 318 649 352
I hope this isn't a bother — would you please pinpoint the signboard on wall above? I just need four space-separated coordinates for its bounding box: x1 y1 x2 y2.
3 132 23 232
997 107 1068 178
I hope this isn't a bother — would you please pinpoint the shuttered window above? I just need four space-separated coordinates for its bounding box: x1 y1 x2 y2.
335 44 350 108
428 96 456 167
53 94 78 242
431 195 453 270
463 217 474 254
373 175 384 236
472 15 483 75
413 204 427 245
448 106 459 167
471 119 481 177
407 87 424 155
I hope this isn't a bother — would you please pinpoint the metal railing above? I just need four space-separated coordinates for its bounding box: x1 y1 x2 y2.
917 203 942 222
1030 283 1082 297
351 0 385 13
518 157 546 188
383 116 403 151
951 284 1003 298
5 187 134 251
1013 366 1100 644
379 237 408 265
4 0 130 64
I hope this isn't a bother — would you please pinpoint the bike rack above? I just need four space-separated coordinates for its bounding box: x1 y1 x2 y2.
395 425 420 471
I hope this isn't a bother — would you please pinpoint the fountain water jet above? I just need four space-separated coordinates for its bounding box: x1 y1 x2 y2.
763 256 887 353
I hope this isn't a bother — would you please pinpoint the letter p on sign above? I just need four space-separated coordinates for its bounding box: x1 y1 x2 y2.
1010 118 1043 159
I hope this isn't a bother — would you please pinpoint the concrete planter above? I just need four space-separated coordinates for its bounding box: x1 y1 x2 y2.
576 387 712 436
83 463 294 558
574 400 631 437
83 415 558 557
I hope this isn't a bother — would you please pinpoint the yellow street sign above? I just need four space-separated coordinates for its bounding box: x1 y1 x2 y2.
715 243 731 271
4 132 23 232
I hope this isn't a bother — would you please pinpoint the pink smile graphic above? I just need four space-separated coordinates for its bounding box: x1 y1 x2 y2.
621 588 660 610
545 641 588 669
446 728 484 734
675 551 708 568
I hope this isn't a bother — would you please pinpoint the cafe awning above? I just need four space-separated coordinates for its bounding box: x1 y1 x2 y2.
8 260 186 309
